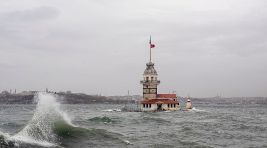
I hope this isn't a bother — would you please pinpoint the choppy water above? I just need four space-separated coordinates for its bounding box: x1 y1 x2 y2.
0 93 267 148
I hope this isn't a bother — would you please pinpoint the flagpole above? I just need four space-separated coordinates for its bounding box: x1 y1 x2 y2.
149 36 151 63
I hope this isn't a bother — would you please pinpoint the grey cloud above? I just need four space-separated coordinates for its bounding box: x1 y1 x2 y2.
1 6 59 22
0 0 267 97
0 6 61 52
0 62 17 70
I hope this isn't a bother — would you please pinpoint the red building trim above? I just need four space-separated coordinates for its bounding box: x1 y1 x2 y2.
156 94 176 98
141 99 178 104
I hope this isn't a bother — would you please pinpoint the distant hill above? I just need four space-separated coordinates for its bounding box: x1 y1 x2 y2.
0 91 135 104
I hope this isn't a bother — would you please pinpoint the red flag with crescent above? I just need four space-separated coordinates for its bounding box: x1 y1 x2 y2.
149 36 155 48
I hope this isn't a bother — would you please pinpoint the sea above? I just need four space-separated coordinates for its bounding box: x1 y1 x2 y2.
0 93 266 148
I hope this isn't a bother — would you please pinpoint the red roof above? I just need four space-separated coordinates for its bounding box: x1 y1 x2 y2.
141 99 178 104
156 94 176 98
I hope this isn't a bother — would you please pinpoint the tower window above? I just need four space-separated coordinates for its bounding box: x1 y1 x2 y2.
151 77 153 80
146 77 149 81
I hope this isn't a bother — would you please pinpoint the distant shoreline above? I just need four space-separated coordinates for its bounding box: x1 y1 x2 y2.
0 91 135 104
0 91 266 104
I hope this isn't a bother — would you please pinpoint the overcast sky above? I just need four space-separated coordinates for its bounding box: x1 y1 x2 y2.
0 0 267 97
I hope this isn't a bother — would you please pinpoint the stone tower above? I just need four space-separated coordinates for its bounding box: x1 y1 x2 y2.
140 36 160 100
140 62 160 100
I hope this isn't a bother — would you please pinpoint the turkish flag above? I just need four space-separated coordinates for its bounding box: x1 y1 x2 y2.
150 44 155 48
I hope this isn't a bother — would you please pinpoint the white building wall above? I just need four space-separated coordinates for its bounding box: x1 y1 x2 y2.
141 104 157 111
151 104 157 110
141 103 180 111
162 104 179 111
162 104 168 110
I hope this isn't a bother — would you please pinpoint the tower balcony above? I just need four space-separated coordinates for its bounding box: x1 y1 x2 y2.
140 80 160 85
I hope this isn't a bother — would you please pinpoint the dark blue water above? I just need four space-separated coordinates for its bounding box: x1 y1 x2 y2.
0 94 267 148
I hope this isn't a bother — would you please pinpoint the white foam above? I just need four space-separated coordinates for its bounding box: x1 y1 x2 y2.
123 139 133 145
102 109 114 112
191 107 206 112
7 92 73 147
9 135 55 147
102 109 121 112
0 130 10 138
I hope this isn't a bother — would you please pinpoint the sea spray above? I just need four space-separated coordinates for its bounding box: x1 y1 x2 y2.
8 92 73 147
1 93 130 147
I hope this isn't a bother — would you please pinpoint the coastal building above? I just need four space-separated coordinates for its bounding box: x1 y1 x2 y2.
140 37 179 111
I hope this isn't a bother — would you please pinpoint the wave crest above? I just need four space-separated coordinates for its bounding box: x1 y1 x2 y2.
5 93 73 147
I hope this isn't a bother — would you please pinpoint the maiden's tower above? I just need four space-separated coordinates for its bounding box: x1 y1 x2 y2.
140 37 179 111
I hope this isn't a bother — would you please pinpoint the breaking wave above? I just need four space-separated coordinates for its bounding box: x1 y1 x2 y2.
0 93 73 147
0 93 128 148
